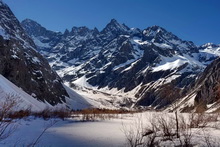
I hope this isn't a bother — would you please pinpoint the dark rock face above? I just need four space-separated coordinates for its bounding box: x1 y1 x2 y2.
0 1 68 105
171 57 220 112
193 58 220 106
21 17 220 109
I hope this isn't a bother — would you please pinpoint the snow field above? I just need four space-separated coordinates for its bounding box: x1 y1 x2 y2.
1 112 220 147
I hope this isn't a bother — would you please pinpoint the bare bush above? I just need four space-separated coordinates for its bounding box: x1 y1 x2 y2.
0 93 20 142
122 113 197 147
157 114 176 140
122 116 145 147
187 113 219 129
178 114 193 147
122 114 160 147
33 107 70 120
72 108 135 121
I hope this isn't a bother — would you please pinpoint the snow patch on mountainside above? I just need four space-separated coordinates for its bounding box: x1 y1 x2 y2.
153 59 186 72
32 36 50 48
63 84 93 110
0 26 9 39
200 46 220 56
73 76 93 88
153 43 172 49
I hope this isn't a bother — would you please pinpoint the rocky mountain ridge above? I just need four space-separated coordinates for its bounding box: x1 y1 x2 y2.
21 18 220 111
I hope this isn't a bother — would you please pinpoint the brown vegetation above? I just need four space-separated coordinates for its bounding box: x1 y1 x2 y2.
72 108 137 121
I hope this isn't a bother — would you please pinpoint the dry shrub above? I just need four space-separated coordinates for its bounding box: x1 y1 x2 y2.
178 114 193 147
8 109 31 119
122 114 158 147
0 94 20 120
188 113 219 128
72 108 135 121
157 114 176 140
33 107 70 120
123 113 195 147
0 93 20 142
53 108 70 120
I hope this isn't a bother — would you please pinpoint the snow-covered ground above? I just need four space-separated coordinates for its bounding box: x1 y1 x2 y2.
1 112 220 147
0 114 133 147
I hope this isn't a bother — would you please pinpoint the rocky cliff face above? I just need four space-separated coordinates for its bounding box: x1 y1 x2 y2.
194 58 220 105
21 18 220 109
174 55 220 112
0 1 69 106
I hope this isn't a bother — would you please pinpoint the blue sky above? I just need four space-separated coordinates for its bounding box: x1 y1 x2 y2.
4 0 220 45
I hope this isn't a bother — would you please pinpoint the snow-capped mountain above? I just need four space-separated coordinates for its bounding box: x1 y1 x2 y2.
21 18 220 110
0 1 71 107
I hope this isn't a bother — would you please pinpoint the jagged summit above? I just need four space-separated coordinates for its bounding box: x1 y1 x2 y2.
106 19 123 28
143 25 197 53
145 25 166 32
70 26 94 36
101 19 130 35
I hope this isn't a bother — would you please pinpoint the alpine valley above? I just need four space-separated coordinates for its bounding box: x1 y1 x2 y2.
0 0 220 112
2 1 220 146
20 17 220 112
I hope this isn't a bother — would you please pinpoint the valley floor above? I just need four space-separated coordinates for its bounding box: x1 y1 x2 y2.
1 112 220 147
0 114 132 147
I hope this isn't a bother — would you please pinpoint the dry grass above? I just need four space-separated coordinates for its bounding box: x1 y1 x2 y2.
72 108 137 121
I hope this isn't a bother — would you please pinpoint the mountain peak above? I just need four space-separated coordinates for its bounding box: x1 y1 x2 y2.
21 19 43 29
21 18 62 39
143 25 167 36
70 26 93 36
142 25 197 52
106 19 129 30
201 43 218 48
63 29 70 36
105 19 120 28
101 19 130 38
22 18 37 23
143 25 173 43
110 18 118 24
150 25 164 30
